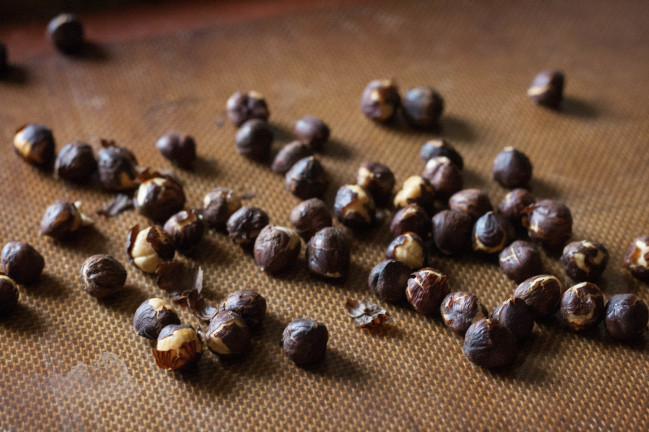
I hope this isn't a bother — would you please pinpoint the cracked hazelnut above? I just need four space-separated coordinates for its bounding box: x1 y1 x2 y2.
605 294 649 341
235 119 273 160
498 188 535 226
623 236 649 280
334 184 375 229
402 87 444 129
356 162 395 205
360 79 400 123
163 209 204 255
560 282 605 331
0 275 19 316
13 124 55 167
226 91 269 127
393 176 436 214
440 292 489 336
307 227 350 279
294 116 330 151
285 156 329 199
289 198 332 240
80 254 127 299
385 232 426 269
463 318 517 369
449 189 492 221
220 289 267 329
46 13 84 53
422 156 463 199
513 275 563 318
133 298 181 340
499 240 543 283
97 141 138 191
135 176 186 222
420 139 463 169
272 141 314 174
561 240 609 281
432 209 473 255
54 141 96 183
206 310 251 356
1 241 44 284
527 70 564 108
282 318 328 367
126 225 175 273
226 206 269 245
253 225 301 273
156 132 196 169
152 324 203 370
491 297 534 342
390 204 432 239
472 211 515 254
522 199 573 250
40 200 93 240
202 187 242 229
492 147 533 189
406 268 450 315
367 259 411 304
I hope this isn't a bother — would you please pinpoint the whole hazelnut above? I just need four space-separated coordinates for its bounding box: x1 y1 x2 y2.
54 141 96 183
463 319 517 369
623 236 649 280
235 119 273 160
390 204 432 239
226 91 270 127
281 318 328 367
284 156 329 199
294 116 330 151
156 132 196 169
289 198 332 240
1 241 45 284
0 44 6 75
492 147 533 189
206 310 251 356
406 268 450 315
560 282 605 331
0 275 19 316
499 240 543 283
491 297 534 342
334 184 376 229
46 13 84 53
356 162 395 205
448 189 492 221
605 294 649 341
393 176 436 214
202 187 242 229
163 209 204 255
126 225 176 273
152 324 204 371
271 141 314 174
360 79 400 123
402 87 444 129
97 141 138 191
420 139 463 169
422 156 463 199
367 259 411 304
513 275 563 318
306 227 350 279
133 298 181 340
40 200 93 240
498 188 535 226
226 206 269 245
220 289 267 329
527 70 564 108
13 124 55 167
522 199 573 250
561 240 609 281
472 211 515 254
440 292 489 336
80 254 127 299
431 209 473 255
135 176 186 223
253 225 301 273
385 232 426 269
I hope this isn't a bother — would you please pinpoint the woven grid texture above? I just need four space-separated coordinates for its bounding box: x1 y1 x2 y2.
1 0 649 430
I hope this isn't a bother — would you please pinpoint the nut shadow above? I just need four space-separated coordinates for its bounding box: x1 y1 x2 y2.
324 138 353 159
462 167 489 189
64 227 110 255
175 355 236 398
560 96 599 120
269 121 294 143
185 235 233 268
27 273 68 299
439 114 477 143
306 347 368 382
102 283 148 316
67 42 109 62
0 303 44 334
529 177 560 200
0 65 28 85
192 156 219 179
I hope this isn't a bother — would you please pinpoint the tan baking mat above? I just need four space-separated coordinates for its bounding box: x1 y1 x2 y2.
2 0 649 430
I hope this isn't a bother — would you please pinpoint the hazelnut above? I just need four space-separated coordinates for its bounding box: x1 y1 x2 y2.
306 227 350 279
402 87 444 129
253 225 301 273
448 189 492 221
605 294 649 341
431 209 473 255
206 310 251 356
135 176 186 223
220 289 267 329
1 241 44 284
133 298 181 340
202 187 242 229
13 124 55 166
440 292 489 336
80 254 127 299
151 324 204 370
235 119 273 160
163 209 204 255
226 91 270 127
492 147 533 189
513 275 563 318
463 318 517 369
46 13 84 53
360 79 400 123
54 141 96 183
420 139 463 169
97 141 138 191
623 236 649 280
289 198 332 240
499 240 543 283
294 116 330 151
522 199 573 250
126 225 176 273
226 206 269 245
422 156 463 199
390 204 432 239
40 200 93 240
498 188 535 226
334 184 376 229
561 240 609 282
281 318 328 367
560 282 605 331
491 297 534 342
385 232 426 269
527 70 564 108
406 268 450 315
284 156 329 199
393 176 436 214
0 43 6 75
367 259 411 304
155 132 196 169
271 141 313 174
0 275 19 316
472 211 515 254
356 162 395 205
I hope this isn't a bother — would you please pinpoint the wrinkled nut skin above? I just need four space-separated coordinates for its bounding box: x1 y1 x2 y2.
253 225 301 273
284 156 329 199
271 141 314 174
498 188 536 226
281 318 329 367
307 227 350 279
422 156 463 200
156 132 196 169
390 204 432 239
1 241 45 284
294 116 330 151
393 176 436 214
406 268 450 315
235 119 273 160
420 139 463 169
97 143 138 191
522 199 573 250
561 240 609 282
126 225 176 273
163 209 204 255
220 289 267 329
152 324 203 371
80 254 127 299
226 206 269 245
386 232 426 269
432 209 473 255
226 91 270 127
473 211 515 254
202 187 242 229
560 282 605 331
527 70 565 108
334 185 376 229
367 259 411 304
356 162 395 206
492 147 533 189
133 298 181 340
360 79 400 123
440 292 489 336
13 124 55 166
463 318 517 369
206 310 251 356
46 13 84 53
449 189 493 222
513 275 563 318
605 294 649 341
0 275 19 316
135 177 186 223
402 87 444 129
289 198 332 240
491 297 534 342
40 200 89 240
499 240 544 283
623 236 649 280
54 141 96 183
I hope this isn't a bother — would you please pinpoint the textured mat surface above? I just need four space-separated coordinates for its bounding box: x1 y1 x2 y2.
1 0 649 430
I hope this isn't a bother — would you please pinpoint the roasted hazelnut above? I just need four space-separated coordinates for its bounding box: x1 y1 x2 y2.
623 235 649 280
54 141 96 183
289 198 332 240
522 199 573 250
491 297 533 342
1 241 44 284
432 209 473 255
420 139 463 169
284 156 329 199
271 141 314 174
385 232 426 269
334 184 376 229
0 43 6 75
46 13 84 53
393 176 436 214
307 227 350 279
472 211 515 254
448 189 492 221
80 254 127 299
513 275 563 318
226 206 269 245
440 292 489 336
406 268 450 315
390 204 432 239
356 161 395 206
206 310 251 356
226 91 270 127
126 225 175 273
527 70 564 108
463 318 517 369
163 209 204 255
220 289 267 328
135 176 186 222
360 79 400 123
202 187 242 229
133 298 181 340
402 86 444 128
155 132 196 169
561 240 609 282
253 225 301 273
492 147 533 189
422 156 463 199
97 141 138 191
235 119 273 160
13 124 55 166
0 275 19 316
294 116 330 151
367 259 411 304
499 240 543 283
152 324 203 371
605 294 649 341
498 188 535 226
281 318 328 367
560 282 605 331
40 200 93 240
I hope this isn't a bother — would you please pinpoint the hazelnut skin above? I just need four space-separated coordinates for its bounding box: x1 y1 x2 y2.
135 176 186 223
220 289 267 329
561 240 609 282
152 324 204 371
448 189 493 222
133 298 181 340
623 236 649 280
307 227 350 279
499 240 543 283
163 209 204 255
13 124 55 167
0 275 19 316
420 139 463 169
1 241 45 284
527 70 564 108
294 116 330 151
156 132 196 169
367 259 411 304
385 232 426 270
422 156 463 199
360 79 400 123
289 198 332 240
472 211 515 254
206 310 251 356
604 294 649 341
513 275 563 318
281 318 329 367
285 156 329 199
390 204 432 240
54 141 96 183
491 297 534 342
432 209 473 255
334 184 376 229
126 225 176 273
46 13 84 53
97 141 138 191
235 119 273 160
80 254 127 299
393 176 436 214
406 268 450 315
202 187 242 230
498 188 535 226
560 282 605 331
463 319 517 369
272 141 314 174
440 292 489 336
226 91 270 127
356 162 395 206
402 87 444 129
253 225 301 273
522 199 573 250
226 206 269 246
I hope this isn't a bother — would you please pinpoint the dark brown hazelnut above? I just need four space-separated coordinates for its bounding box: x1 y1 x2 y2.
499 240 543 283
623 236 649 280
226 206 269 245
152 324 204 371
126 225 176 273
356 161 395 206
156 132 196 169
422 156 463 199
226 91 269 127
281 318 328 367
605 294 649 341
522 199 573 250
0 43 7 76
448 189 492 221
472 211 515 254
406 268 450 315
561 240 609 282
402 87 444 129
253 225 301 273
284 156 329 199
46 13 84 53
54 141 96 183
367 259 411 304
0 275 19 316
498 188 535 226
385 232 426 269
492 147 533 189
133 298 181 340
560 282 605 331
463 318 517 369
202 187 242 229
432 209 473 255
360 79 400 123
135 176 186 222
40 200 93 240
527 70 564 108
97 140 138 191
289 198 332 240
220 289 267 328
393 176 436 214
13 124 55 166
491 297 534 342
80 254 127 299
206 310 251 356
271 141 313 174
307 227 350 279
1 241 44 284
334 184 376 229
390 204 432 239
513 275 563 318
420 139 463 169
294 116 330 151
235 119 273 160
440 292 489 335
163 209 204 255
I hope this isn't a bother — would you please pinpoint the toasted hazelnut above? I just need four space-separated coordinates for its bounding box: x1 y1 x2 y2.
294 116 330 151
431 209 473 255
527 70 564 108
46 13 84 53
499 240 543 283
605 294 649 341
522 199 573 250
226 206 269 245
463 318 517 369
289 198 332 240
402 87 444 129
306 227 350 279
560 282 605 331
623 236 649 280
367 259 411 304
561 240 609 282
334 184 376 229
472 211 515 254
163 209 204 255
206 310 251 356
356 162 395 205
152 324 203 370
440 292 489 335
253 225 301 273
448 189 492 221
133 298 181 339
80 254 127 299
406 268 450 315
13 124 55 166
385 232 426 269
54 141 96 183
220 289 267 329
235 119 273 160
492 147 533 189
126 225 176 273
422 156 463 199
156 132 196 169
498 188 535 226
202 187 242 229
390 204 432 239
97 141 138 191
1 241 45 284
281 318 328 367
491 297 534 341
420 139 463 169
393 176 436 214
226 91 270 127
135 176 186 223
285 156 329 199
271 141 314 174
0 275 19 316
40 200 93 240
360 79 400 123
513 275 563 318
